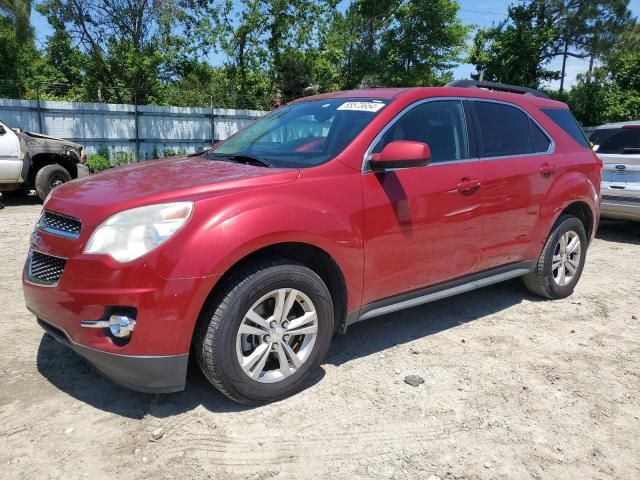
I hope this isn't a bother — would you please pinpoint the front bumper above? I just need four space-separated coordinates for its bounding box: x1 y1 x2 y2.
37 317 188 393
23 232 217 393
601 195 640 221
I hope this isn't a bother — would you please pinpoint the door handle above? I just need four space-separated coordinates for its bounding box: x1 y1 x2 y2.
457 177 481 194
540 162 556 177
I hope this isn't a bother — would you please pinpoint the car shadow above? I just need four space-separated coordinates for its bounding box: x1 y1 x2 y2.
36 279 537 418
327 278 540 365
596 219 640 246
0 191 42 207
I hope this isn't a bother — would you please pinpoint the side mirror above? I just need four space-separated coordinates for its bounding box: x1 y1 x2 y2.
369 140 431 171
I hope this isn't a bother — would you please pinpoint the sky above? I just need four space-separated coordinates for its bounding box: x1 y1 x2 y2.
29 0 640 90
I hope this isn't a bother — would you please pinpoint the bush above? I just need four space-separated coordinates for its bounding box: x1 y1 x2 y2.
86 154 111 172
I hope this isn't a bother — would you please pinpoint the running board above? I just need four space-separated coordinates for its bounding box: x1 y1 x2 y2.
356 264 532 323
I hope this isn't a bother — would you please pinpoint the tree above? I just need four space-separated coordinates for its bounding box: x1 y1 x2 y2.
469 1 560 88
36 0 214 104
379 0 468 86
0 0 46 98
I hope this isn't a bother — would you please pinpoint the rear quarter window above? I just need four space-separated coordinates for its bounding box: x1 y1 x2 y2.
541 108 590 149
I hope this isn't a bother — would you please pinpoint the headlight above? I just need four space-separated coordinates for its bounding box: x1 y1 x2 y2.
84 202 193 263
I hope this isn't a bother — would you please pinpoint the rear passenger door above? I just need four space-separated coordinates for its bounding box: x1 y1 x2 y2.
469 100 554 270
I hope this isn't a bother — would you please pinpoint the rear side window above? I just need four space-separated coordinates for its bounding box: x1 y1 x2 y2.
531 120 552 152
474 102 533 157
590 127 640 154
541 108 590 149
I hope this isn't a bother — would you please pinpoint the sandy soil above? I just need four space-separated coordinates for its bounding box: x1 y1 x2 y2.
1 195 639 480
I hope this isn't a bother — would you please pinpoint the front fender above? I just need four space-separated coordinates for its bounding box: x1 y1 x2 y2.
144 176 365 310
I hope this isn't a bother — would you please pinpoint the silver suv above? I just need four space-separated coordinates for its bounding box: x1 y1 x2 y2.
589 121 640 221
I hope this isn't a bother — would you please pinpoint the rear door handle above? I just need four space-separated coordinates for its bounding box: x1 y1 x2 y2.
457 177 481 194
540 162 556 177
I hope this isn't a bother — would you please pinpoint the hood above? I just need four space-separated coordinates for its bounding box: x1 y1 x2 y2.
46 156 299 226
22 131 84 150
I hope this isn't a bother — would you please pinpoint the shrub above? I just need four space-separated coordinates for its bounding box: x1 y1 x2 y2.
86 154 111 172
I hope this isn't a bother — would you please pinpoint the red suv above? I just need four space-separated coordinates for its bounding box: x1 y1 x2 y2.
23 81 601 404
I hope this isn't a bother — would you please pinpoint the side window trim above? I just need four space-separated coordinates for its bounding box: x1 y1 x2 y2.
361 97 474 172
468 98 555 160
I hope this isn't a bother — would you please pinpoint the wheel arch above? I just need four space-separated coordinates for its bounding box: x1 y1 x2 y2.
196 241 349 336
28 153 78 184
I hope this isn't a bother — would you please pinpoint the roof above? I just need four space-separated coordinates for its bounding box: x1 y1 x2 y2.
299 86 566 108
592 120 640 129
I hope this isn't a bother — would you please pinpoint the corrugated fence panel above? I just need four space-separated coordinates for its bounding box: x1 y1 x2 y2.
0 99 265 160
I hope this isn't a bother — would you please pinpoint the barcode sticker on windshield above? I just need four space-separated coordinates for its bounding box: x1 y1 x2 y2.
337 101 385 112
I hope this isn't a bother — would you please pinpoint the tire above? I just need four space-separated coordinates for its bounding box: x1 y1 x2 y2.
35 164 72 202
523 215 587 299
195 258 334 405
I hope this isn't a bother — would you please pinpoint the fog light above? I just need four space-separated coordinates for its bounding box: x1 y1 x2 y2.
109 315 136 338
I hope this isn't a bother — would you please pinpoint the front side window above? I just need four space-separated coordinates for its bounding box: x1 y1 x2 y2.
208 98 389 168
372 100 469 163
474 102 535 157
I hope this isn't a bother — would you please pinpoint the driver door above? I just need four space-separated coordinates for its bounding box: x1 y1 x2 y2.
0 121 22 182
361 100 485 305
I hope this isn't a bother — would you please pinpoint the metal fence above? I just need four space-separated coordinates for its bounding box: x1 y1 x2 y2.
0 98 266 160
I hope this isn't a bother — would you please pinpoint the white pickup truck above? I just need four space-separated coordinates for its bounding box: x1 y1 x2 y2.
0 119 88 202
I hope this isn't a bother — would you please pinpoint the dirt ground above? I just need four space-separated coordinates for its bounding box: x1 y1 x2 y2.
1 196 639 480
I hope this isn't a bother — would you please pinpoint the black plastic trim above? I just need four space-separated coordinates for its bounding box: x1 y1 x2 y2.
347 262 534 326
37 317 188 393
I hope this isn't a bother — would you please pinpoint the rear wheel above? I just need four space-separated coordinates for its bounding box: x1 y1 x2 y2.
195 259 334 404
524 215 587 299
35 164 72 202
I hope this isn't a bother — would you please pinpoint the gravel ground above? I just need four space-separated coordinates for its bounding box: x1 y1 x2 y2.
1 196 639 480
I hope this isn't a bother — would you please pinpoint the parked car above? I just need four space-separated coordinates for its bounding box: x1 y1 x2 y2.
589 121 640 221
0 119 88 202
23 81 600 404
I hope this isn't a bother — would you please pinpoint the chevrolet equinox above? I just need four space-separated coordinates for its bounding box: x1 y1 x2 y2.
23 81 601 404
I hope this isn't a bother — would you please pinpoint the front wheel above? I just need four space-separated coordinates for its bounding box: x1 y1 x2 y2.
35 164 72 202
524 215 587 299
195 259 334 404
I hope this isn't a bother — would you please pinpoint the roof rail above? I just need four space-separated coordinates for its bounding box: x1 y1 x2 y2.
445 80 550 99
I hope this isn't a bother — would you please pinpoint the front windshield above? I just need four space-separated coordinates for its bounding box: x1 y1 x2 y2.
206 98 389 168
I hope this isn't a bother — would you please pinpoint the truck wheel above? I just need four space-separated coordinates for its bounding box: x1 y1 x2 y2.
195 259 334 404
523 215 587 299
35 164 72 201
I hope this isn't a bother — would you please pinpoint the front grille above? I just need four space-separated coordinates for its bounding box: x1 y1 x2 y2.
28 251 66 286
39 211 82 238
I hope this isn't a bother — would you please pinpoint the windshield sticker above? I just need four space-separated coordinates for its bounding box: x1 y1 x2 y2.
337 101 385 112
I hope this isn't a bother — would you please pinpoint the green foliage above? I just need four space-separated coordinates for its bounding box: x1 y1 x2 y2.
469 1 560 88
86 154 111 172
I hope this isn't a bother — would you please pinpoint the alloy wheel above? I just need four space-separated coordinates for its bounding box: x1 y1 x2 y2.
552 230 582 286
236 288 318 383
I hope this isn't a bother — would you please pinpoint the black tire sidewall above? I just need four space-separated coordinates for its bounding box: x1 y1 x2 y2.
542 217 587 298
35 164 72 201
206 264 334 403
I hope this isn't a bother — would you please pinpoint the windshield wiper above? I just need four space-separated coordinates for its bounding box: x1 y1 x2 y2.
205 153 274 168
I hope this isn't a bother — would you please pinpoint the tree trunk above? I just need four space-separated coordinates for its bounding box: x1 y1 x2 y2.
560 39 568 93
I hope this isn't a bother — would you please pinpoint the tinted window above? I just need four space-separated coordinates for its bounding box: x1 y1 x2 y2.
531 119 552 152
590 127 640 154
541 108 590 149
373 100 468 163
474 102 533 157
